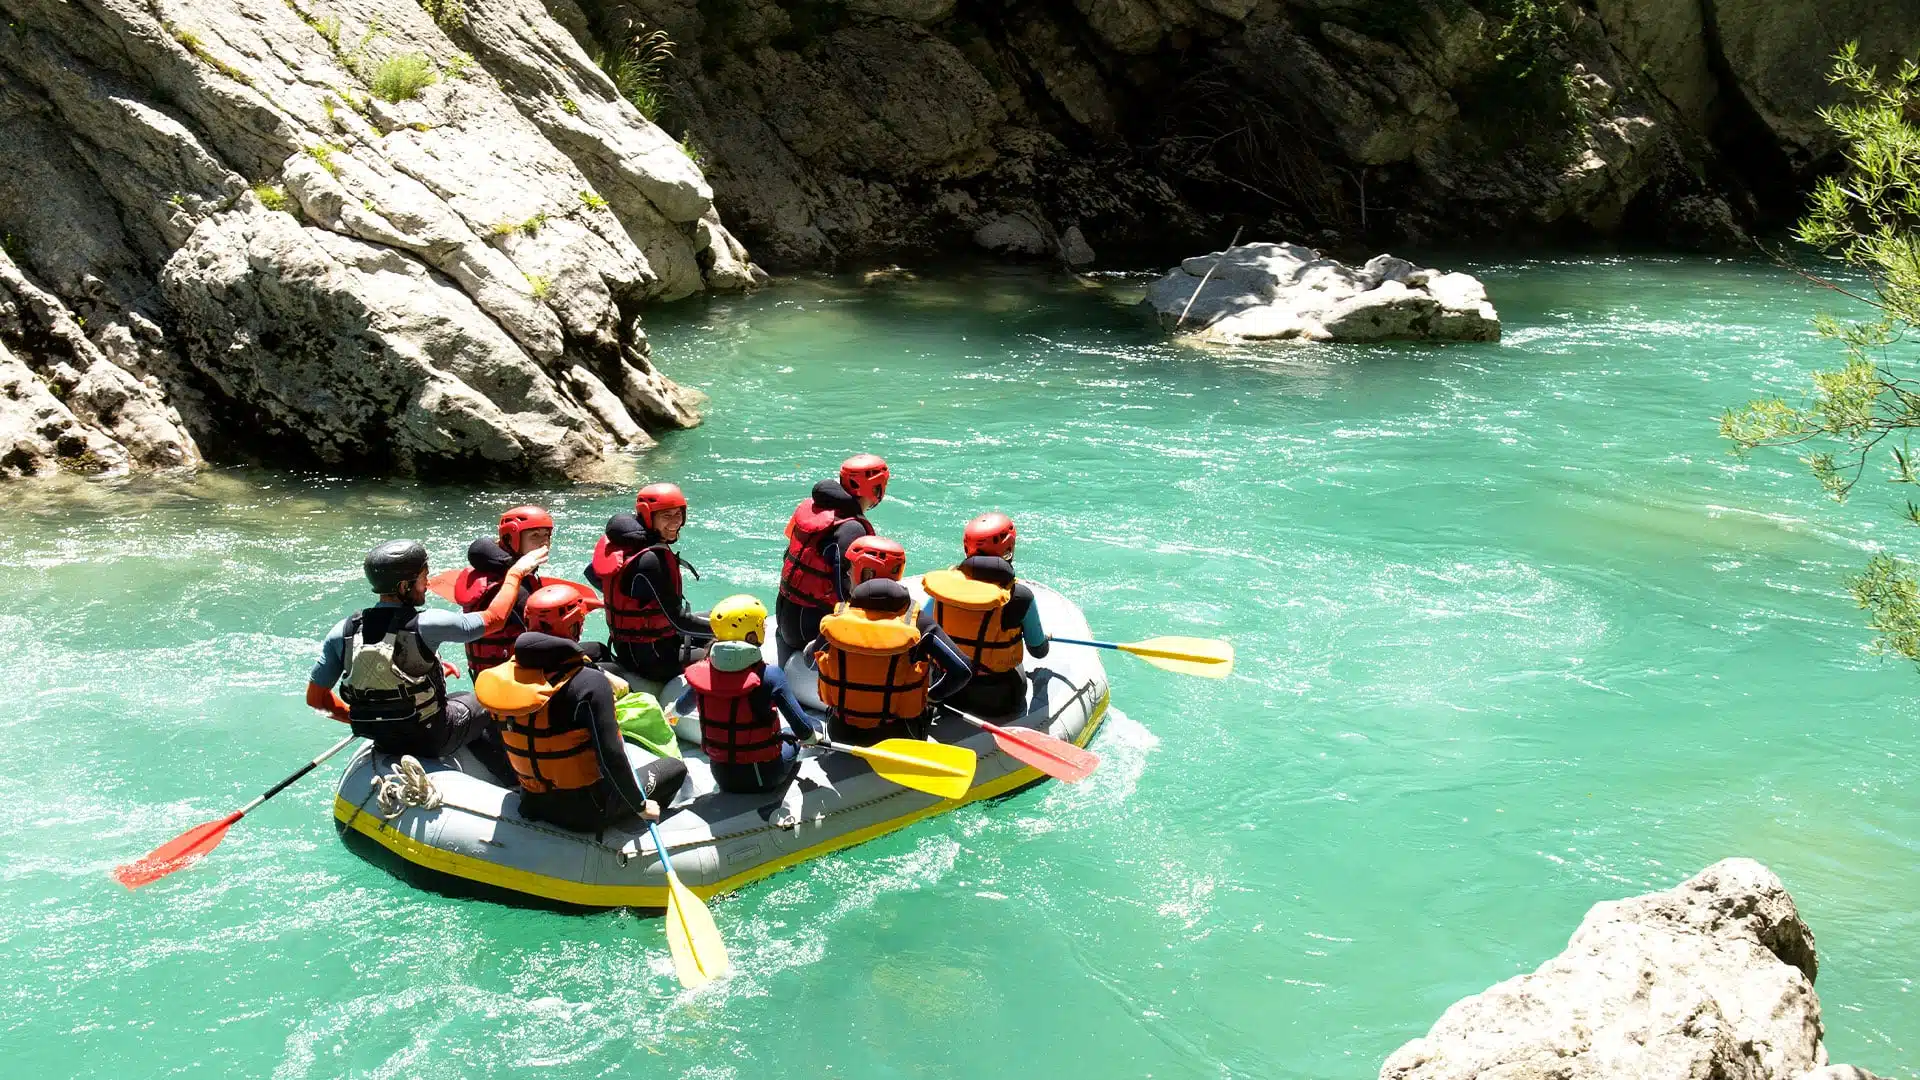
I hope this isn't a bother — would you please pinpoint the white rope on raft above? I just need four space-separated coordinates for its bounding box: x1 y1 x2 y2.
373 755 443 820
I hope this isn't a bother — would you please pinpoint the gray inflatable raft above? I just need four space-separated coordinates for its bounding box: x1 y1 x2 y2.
332 579 1113 908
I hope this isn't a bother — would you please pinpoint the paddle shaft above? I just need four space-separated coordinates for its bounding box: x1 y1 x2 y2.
242 734 359 816
1048 636 1221 664
645 818 680 879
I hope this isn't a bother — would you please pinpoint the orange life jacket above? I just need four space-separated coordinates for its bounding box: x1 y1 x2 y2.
780 498 871 609
453 565 537 677
475 660 600 795
815 604 928 729
683 658 782 765
591 536 679 645
923 568 1023 674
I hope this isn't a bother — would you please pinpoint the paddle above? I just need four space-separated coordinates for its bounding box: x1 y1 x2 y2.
426 571 591 603
955 715 1098 783
113 733 359 889
1048 635 1234 678
645 819 728 989
819 738 977 800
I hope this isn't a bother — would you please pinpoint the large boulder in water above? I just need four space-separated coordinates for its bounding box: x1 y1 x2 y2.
1142 243 1500 345
1380 859 1891 1080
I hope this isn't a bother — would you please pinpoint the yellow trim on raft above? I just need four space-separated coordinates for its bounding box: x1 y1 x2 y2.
334 692 1110 908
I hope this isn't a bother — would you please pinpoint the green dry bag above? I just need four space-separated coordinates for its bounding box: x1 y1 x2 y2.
615 691 682 760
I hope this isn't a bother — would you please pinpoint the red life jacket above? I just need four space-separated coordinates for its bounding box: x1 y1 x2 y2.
454 567 537 678
779 498 872 609
591 536 679 644
683 658 782 765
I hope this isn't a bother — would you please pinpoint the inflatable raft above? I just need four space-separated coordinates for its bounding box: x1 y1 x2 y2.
332 579 1113 909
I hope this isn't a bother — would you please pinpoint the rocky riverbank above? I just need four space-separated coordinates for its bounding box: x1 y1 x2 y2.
1381 859 1888 1080
5 1 1920 480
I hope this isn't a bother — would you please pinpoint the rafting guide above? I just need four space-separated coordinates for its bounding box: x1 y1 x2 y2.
112 454 1232 989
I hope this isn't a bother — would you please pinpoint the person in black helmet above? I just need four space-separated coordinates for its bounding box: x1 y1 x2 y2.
304 539 545 772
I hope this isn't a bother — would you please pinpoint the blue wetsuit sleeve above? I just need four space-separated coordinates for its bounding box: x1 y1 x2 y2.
414 608 487 651
1020 598 1049 658
308 619 350 686
762 665 823 737
674 686 696 714
919 597 935 622
924 627 973 702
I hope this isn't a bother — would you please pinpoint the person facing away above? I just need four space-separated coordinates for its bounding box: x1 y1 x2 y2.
305 539 543 777
920 512 1048 717
675 595 826 794
775 454 889 665
474 610 688 834
454 505 553 679
808 566 972 747
584 483 712 684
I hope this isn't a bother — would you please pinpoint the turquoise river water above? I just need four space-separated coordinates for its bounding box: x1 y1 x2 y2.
3 258 1916 1078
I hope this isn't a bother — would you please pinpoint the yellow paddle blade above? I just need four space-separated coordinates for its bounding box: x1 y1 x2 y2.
1120 636 1235 678
848 738 977 800
663 873 728 989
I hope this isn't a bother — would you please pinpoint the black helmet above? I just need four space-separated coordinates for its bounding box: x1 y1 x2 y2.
364 540 429 593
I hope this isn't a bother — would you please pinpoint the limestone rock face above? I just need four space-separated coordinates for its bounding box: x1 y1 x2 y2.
600 0 1918 269
0 0 759 481
1144 243 1499 344
1379 859 1861 1080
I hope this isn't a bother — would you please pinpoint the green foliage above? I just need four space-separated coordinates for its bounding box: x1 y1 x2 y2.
303 11 342 48
369 52 437 102
578 190 608 210
560 97 580 116
678 135 707 166
252 183 292 214
1486 0 1567 82
417 0 465 32
304 142 346 175
527 274 552 299
595 28 673 121
490 212 547 238
1722 45 1920 663
446 51 475 80
166 23 253 84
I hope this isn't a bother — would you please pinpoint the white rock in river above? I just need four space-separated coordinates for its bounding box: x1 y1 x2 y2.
1379 858 1892 1080
1143 242 1500 344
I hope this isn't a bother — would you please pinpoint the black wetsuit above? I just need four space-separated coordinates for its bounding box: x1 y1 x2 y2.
584 513 712 684
775 480 873 665
510 633 689 833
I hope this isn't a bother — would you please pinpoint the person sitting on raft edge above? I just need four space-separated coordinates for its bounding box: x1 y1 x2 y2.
808 550 973 747
585 483 712 685
675 595 827 795
921 512 1048 717
775 454 890 666
474 609 688 834
454 505 553 680
304 540 543 780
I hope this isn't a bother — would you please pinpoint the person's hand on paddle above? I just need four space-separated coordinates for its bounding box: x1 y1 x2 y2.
641 799 662 822
304 681 351 723
801 724 827 747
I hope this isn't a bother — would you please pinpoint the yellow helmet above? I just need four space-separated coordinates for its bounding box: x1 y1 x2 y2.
709 594 768 645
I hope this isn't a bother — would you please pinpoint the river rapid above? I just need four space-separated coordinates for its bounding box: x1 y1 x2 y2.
2 257 1915 1078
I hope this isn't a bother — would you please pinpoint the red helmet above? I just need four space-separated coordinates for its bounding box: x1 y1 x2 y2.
524 583 603 639
633 482 688 531
497 505 554 555
845 535 906 583
839 454 890 503
963 512 1017 559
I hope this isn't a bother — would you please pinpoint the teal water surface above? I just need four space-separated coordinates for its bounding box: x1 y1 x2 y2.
4 258 1916 1078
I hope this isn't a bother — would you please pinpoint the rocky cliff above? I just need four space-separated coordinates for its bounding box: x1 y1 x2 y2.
0 0 761 480
580 0 1920 267
1381 859 1888 1080
7 0 1920 480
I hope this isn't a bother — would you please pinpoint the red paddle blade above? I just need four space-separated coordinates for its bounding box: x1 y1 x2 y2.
426 570 460 602
112 811 243 888
987 725 1099 783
